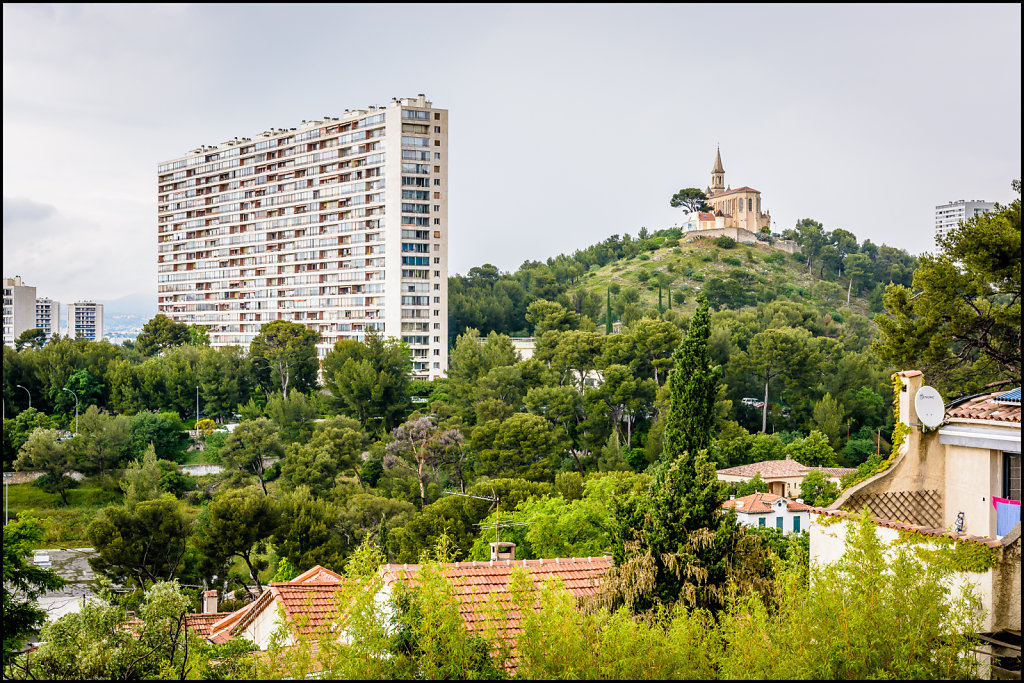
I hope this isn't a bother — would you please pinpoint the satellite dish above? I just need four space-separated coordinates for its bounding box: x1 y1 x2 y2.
915 385 945 429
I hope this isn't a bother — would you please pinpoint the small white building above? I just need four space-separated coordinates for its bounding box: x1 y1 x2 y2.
723 492 811 534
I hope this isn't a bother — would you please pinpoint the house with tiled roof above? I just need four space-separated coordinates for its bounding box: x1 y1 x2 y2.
717 457 855 499
377 554 612 638
723 492 811 534
192 553 613 652
810 371 1020 648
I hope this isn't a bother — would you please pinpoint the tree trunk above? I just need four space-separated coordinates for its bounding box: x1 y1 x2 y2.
242 552 264 594
847 278 853 305
626 414 632 450
762 376 770 433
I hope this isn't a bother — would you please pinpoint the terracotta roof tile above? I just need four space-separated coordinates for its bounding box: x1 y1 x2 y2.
380 556 613 635
808 507 1003 548
946 390 1022 424
289 564 343 584
185 612 234 637
723 492 811 514
717 459 855 480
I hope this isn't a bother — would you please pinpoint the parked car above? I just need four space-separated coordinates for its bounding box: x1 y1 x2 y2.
32 551 52 569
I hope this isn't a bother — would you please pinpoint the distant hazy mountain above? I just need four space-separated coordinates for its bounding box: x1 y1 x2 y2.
96 292 156 334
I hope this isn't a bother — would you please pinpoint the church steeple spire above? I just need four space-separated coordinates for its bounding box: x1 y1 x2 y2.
709 146 725 196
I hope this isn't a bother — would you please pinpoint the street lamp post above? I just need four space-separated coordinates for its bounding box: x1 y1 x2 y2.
62 387 80 435
16 384 31 410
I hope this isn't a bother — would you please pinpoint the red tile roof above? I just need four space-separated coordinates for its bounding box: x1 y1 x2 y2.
946 391 1022 424
717 459 855 480
290 565 343 584
185 612 234 638
723 492 810 514
808 507 1003 548
380 556 613 635
697 212 716 221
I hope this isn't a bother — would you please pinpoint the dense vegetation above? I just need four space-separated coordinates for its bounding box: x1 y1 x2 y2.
3 187 1019 678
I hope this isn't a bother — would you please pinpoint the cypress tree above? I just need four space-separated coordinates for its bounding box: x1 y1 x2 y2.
663 294 720 460
606 287 613 335
658 284 663 313
668 287 672 310
608 294 734 613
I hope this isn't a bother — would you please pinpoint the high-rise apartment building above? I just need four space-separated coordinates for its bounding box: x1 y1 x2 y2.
35 297 61 342
66 302 104 341
156 95 448 379
935 199 996 243
3 276 37 346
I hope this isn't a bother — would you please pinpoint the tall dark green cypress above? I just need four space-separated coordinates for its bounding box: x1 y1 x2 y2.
658 285 663 313
663 294 720 460
609 293 735 613
668 287 672 310
606 287 613 335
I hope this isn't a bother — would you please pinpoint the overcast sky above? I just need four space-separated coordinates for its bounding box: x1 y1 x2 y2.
3 3 1021 306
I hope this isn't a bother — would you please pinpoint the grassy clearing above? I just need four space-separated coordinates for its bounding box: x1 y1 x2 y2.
7 481 119 547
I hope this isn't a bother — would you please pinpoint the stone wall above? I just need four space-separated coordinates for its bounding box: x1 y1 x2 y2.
680 227 798 254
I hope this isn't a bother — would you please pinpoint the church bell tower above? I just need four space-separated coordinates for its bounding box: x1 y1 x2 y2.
709 146 725 196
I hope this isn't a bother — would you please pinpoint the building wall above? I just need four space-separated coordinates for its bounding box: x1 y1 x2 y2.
65 302 104 341
3 276 37 346
935 199 996 243
809 512 999 632
157 96 448 379
735 505 809 534
679 227 798 254
718 472 844 499
944 444 1001 538
35 298 61 341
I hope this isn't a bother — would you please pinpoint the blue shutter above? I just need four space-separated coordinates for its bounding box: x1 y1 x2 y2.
776 517 783 530
759 517 766 527
793 516 800 532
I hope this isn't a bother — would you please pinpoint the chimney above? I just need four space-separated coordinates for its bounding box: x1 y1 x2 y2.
202 589 218 613
490 542 516 562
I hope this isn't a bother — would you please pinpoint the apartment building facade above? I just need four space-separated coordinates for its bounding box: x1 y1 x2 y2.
3 276 37 346
35 297 61 342
65 302 104 341
156 95 448 379
935 199 996 243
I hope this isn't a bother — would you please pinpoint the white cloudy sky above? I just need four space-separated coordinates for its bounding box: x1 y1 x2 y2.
3 3 1021 306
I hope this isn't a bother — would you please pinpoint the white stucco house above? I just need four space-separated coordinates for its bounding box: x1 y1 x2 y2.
723 491 811 534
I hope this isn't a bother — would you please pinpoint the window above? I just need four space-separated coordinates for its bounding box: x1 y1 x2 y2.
434 153 441 159
775 517 783 530
434 336 440 342
433 323 440 329
434 270 440 276
433 349 440 355
434 179 440 186
433 362 440 368
434 218 440 225
433 230 441 238
433 205 440 211
433 296 440 302
434 113 440 120
1005 452 1022 501
433 310 440 316
758 517 766 527
434 140 440 147
433 166 440 173
434 126 441 133
793 516 800 532
433 257 440 263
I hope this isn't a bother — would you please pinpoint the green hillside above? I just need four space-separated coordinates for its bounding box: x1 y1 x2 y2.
569 234 874 324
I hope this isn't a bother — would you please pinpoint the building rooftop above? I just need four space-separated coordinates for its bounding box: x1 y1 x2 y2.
380 556 613 634
946 389 1022 424
723 492 811 514
709 186 760 198
717 458 855 480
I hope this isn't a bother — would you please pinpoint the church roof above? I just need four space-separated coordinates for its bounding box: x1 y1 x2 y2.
709 186 760 198
712 146 724 173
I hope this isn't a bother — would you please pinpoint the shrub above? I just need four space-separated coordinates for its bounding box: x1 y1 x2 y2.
714 236 737 249
723 257 742 267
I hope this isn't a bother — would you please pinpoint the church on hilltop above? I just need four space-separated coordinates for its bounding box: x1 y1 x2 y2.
700 147 771 233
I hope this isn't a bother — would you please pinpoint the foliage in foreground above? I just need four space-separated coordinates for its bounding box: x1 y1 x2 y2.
248 512 984 680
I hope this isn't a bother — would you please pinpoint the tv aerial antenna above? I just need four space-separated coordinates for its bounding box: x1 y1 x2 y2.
442 487 531 544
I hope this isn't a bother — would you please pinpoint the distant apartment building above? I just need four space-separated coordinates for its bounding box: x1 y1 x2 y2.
34 297 61 342
3 276 37 346
66 302 104 341
935 199 996 243
156 95 448 379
